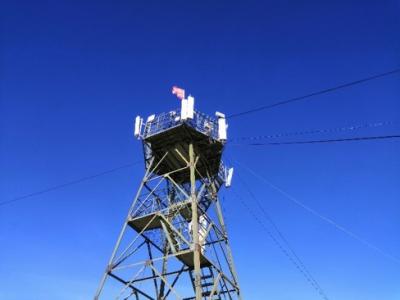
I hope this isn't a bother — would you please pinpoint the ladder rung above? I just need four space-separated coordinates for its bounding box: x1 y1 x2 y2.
201 282 214 288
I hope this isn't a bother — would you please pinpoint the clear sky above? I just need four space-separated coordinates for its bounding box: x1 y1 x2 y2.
1 1 399 299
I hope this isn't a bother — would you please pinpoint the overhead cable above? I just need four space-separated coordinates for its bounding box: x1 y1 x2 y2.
228 68 400 118
235 160 400 265
231 134 400 146
0 161 141 207
230 121 394 142
234 172 330 300
231 189 329 300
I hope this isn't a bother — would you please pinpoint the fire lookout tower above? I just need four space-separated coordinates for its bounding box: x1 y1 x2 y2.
95 89 242 300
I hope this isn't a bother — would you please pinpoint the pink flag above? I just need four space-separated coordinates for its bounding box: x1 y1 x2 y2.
172 86 185 100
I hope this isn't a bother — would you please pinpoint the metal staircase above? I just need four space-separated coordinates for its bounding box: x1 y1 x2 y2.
184 266 221 300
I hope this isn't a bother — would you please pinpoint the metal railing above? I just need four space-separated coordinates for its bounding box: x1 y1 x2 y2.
143 108 219 140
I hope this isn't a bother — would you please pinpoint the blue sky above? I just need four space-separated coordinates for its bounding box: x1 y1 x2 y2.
1 0 399 299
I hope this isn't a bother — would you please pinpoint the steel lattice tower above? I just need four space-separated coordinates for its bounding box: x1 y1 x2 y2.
95 91 242 300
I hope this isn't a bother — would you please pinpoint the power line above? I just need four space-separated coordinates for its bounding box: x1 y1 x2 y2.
229 121 394 142
231 189 330 300
231 134 400 146
0 161 141 207
234 171 330 300
227 68 400 119
235 160 400 265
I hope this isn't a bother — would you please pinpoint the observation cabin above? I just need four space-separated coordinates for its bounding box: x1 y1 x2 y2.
134 94 233 185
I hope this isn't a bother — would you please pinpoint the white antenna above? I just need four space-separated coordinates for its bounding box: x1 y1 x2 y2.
147 114 155 122
225 167 234 187
216 112 227 141
181 99 188 120
134 115 143 139
187 95 194 119
215 111 225 118
181 95 195 120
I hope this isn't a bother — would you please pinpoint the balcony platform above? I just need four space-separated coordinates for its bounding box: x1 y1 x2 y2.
128 200 198 233
128 213 163 232
176 249 213 268
144 123 223 183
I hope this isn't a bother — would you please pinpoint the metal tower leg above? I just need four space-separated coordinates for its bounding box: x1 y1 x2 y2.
214 197 242 300
189 144 201 300
94 158 155 299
